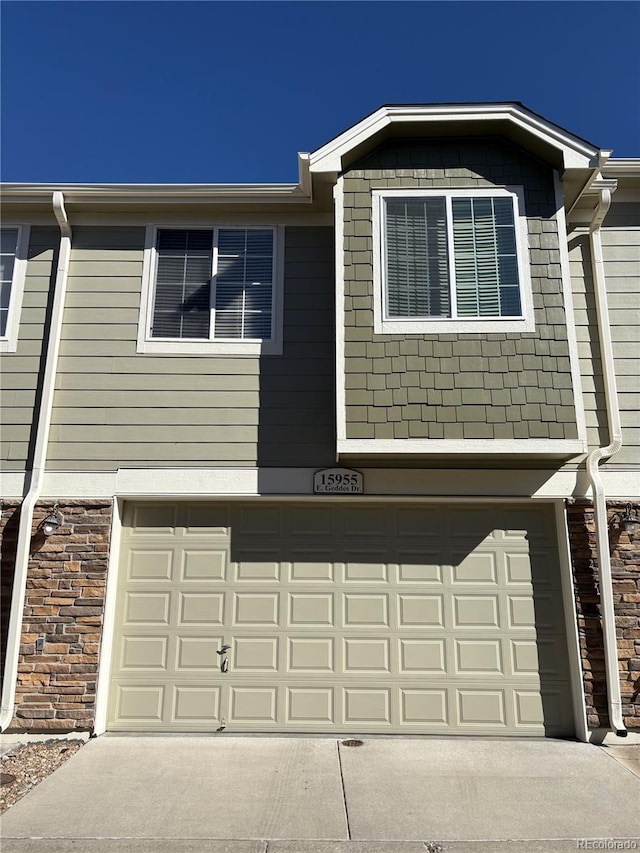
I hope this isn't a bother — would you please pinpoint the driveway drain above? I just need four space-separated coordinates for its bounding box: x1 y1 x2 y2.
341 739 364 747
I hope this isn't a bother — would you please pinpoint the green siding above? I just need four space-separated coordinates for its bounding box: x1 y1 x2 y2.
341 139 579 443
0 227 58 471
570 200 640 466
46 225 335 470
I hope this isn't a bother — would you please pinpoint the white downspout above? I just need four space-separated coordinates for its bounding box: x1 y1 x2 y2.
0 192 71 732
585 186 627 737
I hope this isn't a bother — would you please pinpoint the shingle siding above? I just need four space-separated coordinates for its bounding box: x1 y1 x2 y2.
342 139 579 442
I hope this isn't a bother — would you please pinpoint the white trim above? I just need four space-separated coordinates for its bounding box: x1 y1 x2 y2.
0 472 26 498
137 224 284 356
0 225 30 353
93 497 122 736
554 172 587 446
554 500 588 743
309 104 601 174
31 466 640 500
334 178 346 447
337 439 586 456
1 182 312 205
372 187 534 335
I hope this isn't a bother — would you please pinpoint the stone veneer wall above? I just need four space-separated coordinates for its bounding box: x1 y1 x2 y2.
568 500 640 731
2 500 112 731
342 138 579 441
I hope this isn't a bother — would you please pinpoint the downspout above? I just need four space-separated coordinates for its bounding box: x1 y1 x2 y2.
585 186 627 736
0 192 71 731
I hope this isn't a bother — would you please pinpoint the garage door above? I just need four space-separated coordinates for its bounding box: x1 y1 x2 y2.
107 502 574 736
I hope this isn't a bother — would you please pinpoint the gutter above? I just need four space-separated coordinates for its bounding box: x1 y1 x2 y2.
584 185 627 737
0 192 71 732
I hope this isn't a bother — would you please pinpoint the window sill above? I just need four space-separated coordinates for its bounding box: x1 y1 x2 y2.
136 339 283 356
374 316 535 335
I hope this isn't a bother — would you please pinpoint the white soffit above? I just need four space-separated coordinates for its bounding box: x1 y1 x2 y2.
309 103 602 174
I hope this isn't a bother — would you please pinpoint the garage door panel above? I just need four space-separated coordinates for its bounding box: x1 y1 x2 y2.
398 594 444 627
343 638 391 673
229 687 278 723
232 637 279 671
172 686 221 723
344 594 389 627
451 552 497 584
179 592 224 625
130 503 177 533
399 638 447 673
455 639 504 675
112 684 165 723
453 595 500 628
343 688 392 724
181 549 227 581
128 550 173 581
288 637 334 672
344 556 389 583
397 555 444 583
176 636 221 671
289 555 335 582
286 687 334 723
457 689 507 727
124 592 171 625
289 593 334 627
234 555 281 582
233 592 279 626
109 502 574 736
184 504 229 533
401 689 449 725
120 636 169 671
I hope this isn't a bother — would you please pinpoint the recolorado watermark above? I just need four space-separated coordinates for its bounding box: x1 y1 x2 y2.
577 841 638 850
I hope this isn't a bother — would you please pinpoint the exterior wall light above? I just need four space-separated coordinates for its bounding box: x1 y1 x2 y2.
610 503 640 536
38 505 63 537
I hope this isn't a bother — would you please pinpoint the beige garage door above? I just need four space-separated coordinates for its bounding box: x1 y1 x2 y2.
107 502 574 736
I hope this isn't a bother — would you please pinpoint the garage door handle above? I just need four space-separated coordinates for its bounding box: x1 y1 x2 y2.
217 644 231 673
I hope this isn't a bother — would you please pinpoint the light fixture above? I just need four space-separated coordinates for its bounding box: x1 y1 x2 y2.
38 504 63 537
610 503 640 536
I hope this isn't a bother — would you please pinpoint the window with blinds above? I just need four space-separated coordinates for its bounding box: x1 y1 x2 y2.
382 191 523 322
150 227 276 342
1 228 19 339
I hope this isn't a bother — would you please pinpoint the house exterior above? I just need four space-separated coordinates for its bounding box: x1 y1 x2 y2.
0 103 638 741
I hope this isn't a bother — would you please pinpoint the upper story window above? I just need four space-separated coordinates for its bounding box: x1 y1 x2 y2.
138 225 283 355
372 188 534 334
0 225 29 353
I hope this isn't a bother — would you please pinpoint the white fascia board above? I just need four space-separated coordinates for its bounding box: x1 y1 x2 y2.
0 182 312 205
602 158 640 177
309 104 600 174
337 439 587 457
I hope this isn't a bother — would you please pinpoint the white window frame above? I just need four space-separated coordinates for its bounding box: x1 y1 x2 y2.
137 224 284 355
372 187 534 334
0 224 30 353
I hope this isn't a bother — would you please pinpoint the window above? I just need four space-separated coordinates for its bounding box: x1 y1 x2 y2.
138 225 283 355
0 225 29 353
372 188 533 334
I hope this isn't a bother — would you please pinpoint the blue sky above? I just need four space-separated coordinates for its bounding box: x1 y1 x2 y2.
2 1 639 183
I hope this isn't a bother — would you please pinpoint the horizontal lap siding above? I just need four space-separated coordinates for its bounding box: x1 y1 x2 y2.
0 228 58 471
48 226 335 470
569 201 640 466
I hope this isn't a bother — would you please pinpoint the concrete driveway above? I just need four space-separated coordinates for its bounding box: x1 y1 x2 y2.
2 735 639 853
